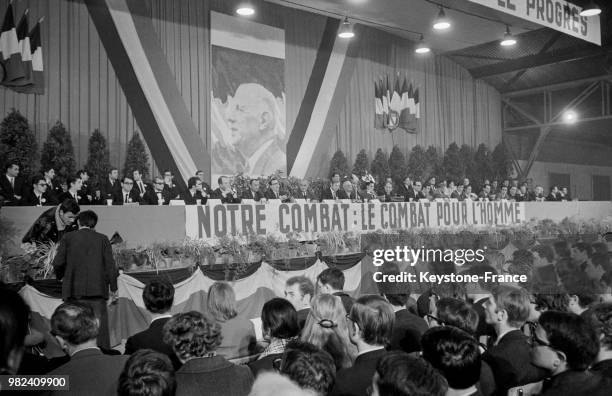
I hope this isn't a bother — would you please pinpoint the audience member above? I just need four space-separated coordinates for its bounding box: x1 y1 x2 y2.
338 180 359 201
331 295 394 396
131 170 149 199
58 176 86 205
118 349 176 396
113 176 141 205
181 176 207 205
207 282 256 359
143 176 172 205
316 268 355 314
265 177 290 202
163 311 253 396
279 340 336 396
211 176 241 203
101 168 121 201
360 181 378 201
587 303 612 378
421 326 481 396
320 180 341 201
301 294 356 370
125 279 180 369
47 303 129 395
43 166 58 197
0 288 30 374
22 174 56 206
0 161 25 205
284 276 315 328
162 170 180 200
380 182 394 202
52 210 118 349
371 351 447 396
242 178 265 201
22 198 80 244
530 310 610 396
249 298 300 376
295 179 316 201
195 170 212 196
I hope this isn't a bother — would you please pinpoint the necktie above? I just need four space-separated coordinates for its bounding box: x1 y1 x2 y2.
38 194 42 205
9 177 14 189
140 182 144 193
125 194 128 203
332 190 336 200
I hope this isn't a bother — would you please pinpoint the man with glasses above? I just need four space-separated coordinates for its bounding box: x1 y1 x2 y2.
482 286 547 395
412 180 426 200
142 177 172 205
265 177 290 202
112 176 141 205
211 175 241 204
162 170 180 200
22 175 56 206
101 168 122 201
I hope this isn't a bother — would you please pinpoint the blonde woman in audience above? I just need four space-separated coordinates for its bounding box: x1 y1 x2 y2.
300 294 357 369
207 282 257 359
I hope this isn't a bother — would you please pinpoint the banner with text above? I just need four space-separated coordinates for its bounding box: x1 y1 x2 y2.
185 201 526 240
466 0 601 45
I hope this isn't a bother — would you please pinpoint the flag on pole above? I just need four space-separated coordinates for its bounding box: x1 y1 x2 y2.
0 1 24 82
399 77 416 131
374 79 384 129
381 77 389 129
15 19 43 94
414 87 420 119
407 83 416 114
5 9 31 87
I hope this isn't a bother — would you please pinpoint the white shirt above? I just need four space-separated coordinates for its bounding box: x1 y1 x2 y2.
356 345 385 357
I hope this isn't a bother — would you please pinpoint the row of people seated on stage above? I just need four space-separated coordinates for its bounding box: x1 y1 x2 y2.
4 261 612 396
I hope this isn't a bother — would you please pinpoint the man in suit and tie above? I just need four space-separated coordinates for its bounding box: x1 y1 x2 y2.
58 176 89 205
360 181 378 202
195 170 212 197
284 276 314 329
264 177 290 202
112 176 141 205
47 303 129 395
77 170 94 204
124 279 180 369
181 176 207 205
294 179 316 201
100 168 121 201
22 175 56 206
142 176 172 205
162 170 180 201
337 180 360 201
42 166 60 203
320 180 341 201
241 178 265 202
0 161 25 205
52 210 118 350
332 295 393 396
131 170 150 200
210 176 241 204
397 177 415 201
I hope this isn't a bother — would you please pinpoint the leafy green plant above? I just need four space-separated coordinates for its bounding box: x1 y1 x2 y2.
85 129 112 186
40 122 76 179
123 132 150 179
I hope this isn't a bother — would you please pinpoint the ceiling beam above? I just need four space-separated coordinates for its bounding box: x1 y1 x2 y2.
503 75 612 98
470 45 612 79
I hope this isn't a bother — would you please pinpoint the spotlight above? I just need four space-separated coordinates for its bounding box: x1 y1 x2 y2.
415 35 431 54
563 110 578 124
500 26 517 47
433 7 451 30
338 17 355 39
236 2 255 16
580 1 601 17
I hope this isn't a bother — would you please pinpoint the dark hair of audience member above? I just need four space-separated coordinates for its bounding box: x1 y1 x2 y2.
206 282 238 321
317 268 345 291
436 297 479 335
553 241 571 258
187 177 199 190
163 311 222 362
30 174 45 186
51 303 99 345
374 351 447 396
59 198 80 214
279 340 336 396
66 175 80 189
4 161 19 171
573 242 593 258
570 291 598 309
587 303 612 350
421 327 481 390
261 298 300 339
118 349 176 396
349 295 395 346
76 210 98 228
533 293 570 313
286 276 315 300
533 245 555 263
143 279 175 314
0 288 30 374
538 310 599 370
377 262 410 307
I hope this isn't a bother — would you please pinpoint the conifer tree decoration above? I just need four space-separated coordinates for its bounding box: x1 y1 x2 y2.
122 132 150 179
352 149 370 176
40 122 76 179
406 145 427 182
85 129 112 185
388 145 407 186
474 143 493 186
328 150 350 179
492 142 513 181
443 142 462 182
459 144 476 181
0 109 38 177
424 145 442 181
370 148 390 183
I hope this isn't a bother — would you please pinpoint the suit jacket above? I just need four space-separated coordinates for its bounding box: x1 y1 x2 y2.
133 180 149 197
388 308 428 353
294 189 317 201
0 174 25 205
333 292 355 315
216 317 257 360
210 188 241 204
337 189 359 200
22 206 78 245
46 348 129 396
58 191 89 206
248 353 282 378
181 189 207 205
111 189 141 205
264 189 291 202
539 369 612 396
331 348 389 396
297 307 311 329
320 188 339 201
142 189 171 205
360 191 378 201
52 228 118 300
21 190 56 206
163 183 180 200
124 317 181 369
482 330 547 395
397 184 415 201
100 178 121 200
175 356 254 396
241 189 265 202
591 359 612 379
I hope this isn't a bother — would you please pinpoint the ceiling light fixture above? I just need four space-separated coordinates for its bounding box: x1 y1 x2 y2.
236 2 255 16
500 25 517 47
338 17 355 39
415 35 431 54
433 7 451 31
580 1 601 17
563 110 578 124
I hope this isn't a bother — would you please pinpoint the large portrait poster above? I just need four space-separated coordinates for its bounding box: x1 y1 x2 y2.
211 12 286 182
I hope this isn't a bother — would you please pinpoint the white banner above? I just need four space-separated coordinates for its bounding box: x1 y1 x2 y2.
466 0 601 45
185 201 526 241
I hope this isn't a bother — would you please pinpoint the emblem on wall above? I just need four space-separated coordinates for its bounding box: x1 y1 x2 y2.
374 74 420 133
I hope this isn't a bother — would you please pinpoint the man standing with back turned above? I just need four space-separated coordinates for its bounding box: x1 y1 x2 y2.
52 210 118 349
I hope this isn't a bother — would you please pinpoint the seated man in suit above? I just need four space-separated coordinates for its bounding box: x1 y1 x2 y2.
264 177 291 202
397 177 415 201
101 168 121 202
142 176 172 205
195 170 212 197
451 184 465 200
241 178 265 202
47 303 129 396
284 276 314 329
380 181 395 202
412 180 427 200
320 180 341 201
337 180 360 201
210 176 241 204
43 166 60 200
482 286 547 395
132 170 150 200
162 170 180 201
58 176 89 205
125 279 180 369
181 176 207 205
316 268 354 318
0 161 25 206
22 174 56 206
361 181 378 201
294 179 316 201
112 176 141 205
77 170 94 204
22 199 80 245
332 295 394 396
